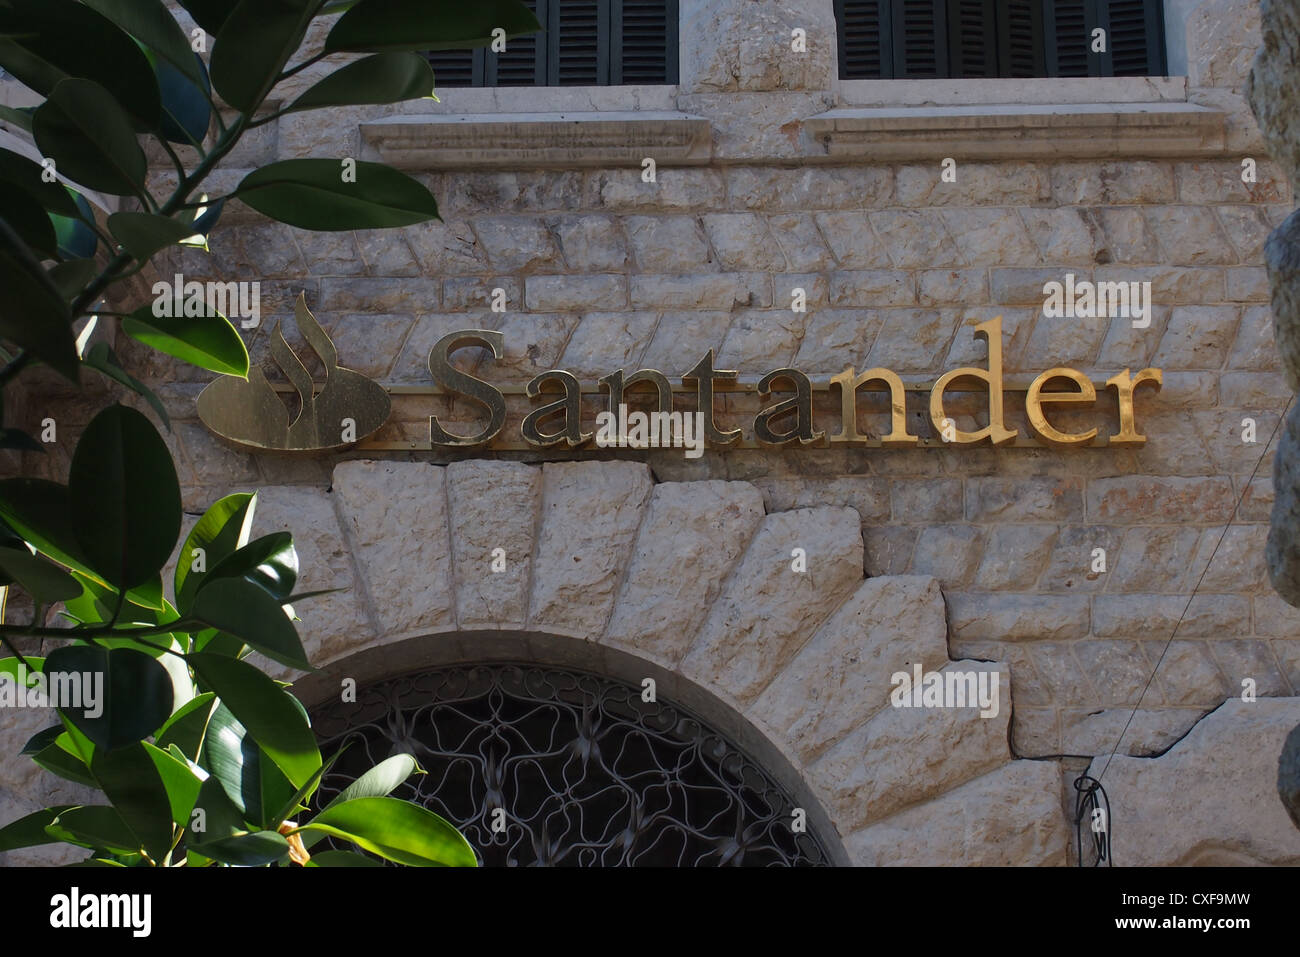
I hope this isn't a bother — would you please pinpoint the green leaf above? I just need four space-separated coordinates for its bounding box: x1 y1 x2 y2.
33 740 97 789
210 0 315 114
51 806 139 854
306 849 383 866
206 531 298 600
0 218 78 381
193 829 289 866
44 645 174 751
326 754 418 809
286 52 433 113
0 190 57 257
122 305 249 377
155 52 212 146
47 259 99 301
297 796 476 867
69 404 181 590
0 545 79 603
81 343 171 430
233 159 439 231
21 721 60 755
0 0 161 129
32 78 148 197
186 775 291 866
324 0 542 53
188 653 320 789
174 492 256 615
0 805 75 851
0 479 94 578
0 104 33 132
0 149 78 218
143 741 203 831
155 691 216 761
108 212 197 262
201 700 293 826
176 0 240 36
81 0 205 86
88 741 174 862
50 191 99 261
192 577 309 670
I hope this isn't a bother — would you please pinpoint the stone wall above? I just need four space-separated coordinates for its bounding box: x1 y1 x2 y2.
4 0 1300 864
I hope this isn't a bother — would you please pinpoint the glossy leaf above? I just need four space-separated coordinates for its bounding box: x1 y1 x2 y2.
0 478 93 576
0 545 79 603
188 653 320 789
51 806 138 854
108 212 197 262
192 577 309 670
174 492 255 615
210 0 314 114
44 645 174 751
143 741 203 830
122 305 249 377
201 700 293 826
0 0 161 128
81 0 205 86
233 159 439 231
306 849 382 867
50 191 99 261
81 343 171 430
0 805 74 851
0 189 57 257
47 259 98 301
155 52 211 146
0 150 79 218
286 52 433 113
205 531 298 600
325 0 542 53
300 752 417 851
32 79 148 197
297 796 476 867
32 740 97 789
193 829 288 866
88 741 174 862
155 692 216 761
69 404 181 589
0 218 78 381
177 0 241 38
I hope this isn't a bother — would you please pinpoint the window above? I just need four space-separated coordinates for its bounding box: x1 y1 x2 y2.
426 0 679 88
835 0 1166 79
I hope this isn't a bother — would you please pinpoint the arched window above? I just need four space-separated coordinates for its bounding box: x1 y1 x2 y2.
310 663 832 866
834 0 1166 79
426 0 679 88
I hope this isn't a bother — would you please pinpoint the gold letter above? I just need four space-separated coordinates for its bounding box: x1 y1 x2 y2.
929 316 1017 446
1026 368 1097 447
522 370 592 448
754 369 824 445
683 350 741 445
829 366 918 447
428 330 506 447
1105 368 1162 446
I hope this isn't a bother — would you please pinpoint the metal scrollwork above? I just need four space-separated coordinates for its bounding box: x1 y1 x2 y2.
310 663 831 867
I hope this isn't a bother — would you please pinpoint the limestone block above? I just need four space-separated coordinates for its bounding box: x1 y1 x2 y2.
1247 0 1300 186
680 0 835 93
603 480 765 666
843 759 1070 866
528 462 654 638
1087 698 1300 864
679 507 863 705
749 576 950 762
446 460 541 629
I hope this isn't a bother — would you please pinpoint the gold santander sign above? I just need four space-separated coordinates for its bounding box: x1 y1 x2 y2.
197 300 1161 454
426 317 1161 452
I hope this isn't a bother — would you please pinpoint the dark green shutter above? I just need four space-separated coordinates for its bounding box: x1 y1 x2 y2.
835 0 891 78
948 0 998 77
548 0 606 85
1044 0 1092 76
425 49 477 88
998 0 1045 76
613 0 678 83
892 0 948 78
1102 0 1165 75
490 0 544 85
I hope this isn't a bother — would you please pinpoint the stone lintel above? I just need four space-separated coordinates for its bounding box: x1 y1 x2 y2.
361 111 713 170
805 102 1229 160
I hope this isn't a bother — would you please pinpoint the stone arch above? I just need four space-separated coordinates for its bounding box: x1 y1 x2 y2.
253 458 1072 865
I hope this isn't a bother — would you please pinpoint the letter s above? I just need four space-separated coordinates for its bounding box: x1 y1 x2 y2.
428 330 507 446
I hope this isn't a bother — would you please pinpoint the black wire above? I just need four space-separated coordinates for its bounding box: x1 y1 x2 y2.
1073 774 1112 866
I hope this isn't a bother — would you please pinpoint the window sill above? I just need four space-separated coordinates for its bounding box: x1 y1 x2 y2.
360 110 711 170
804 100 1227 160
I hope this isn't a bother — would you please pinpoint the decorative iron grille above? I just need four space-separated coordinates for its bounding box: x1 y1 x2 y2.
309 663 832 866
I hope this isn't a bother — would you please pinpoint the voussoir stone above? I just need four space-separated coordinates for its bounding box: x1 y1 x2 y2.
528 461 654 638
678 506 864 707
843 758 1070 866
808 663 1012 833
602 480 766 667
331 461 454 641
446 460 541 630
748 575 950 762
254 484 373 673
1086 698 1300 864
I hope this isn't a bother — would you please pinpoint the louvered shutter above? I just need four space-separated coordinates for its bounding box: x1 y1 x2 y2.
1101 0 1165 75
835 0 890 78
489 0 544 85
891 0 948 78
613 0 678 83
548 0 606 85
1043 0 1092 76
947 0 997 77
997 0 1044 76
425 49 478 88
